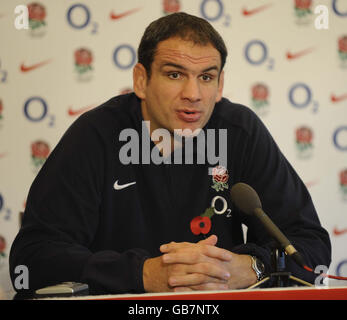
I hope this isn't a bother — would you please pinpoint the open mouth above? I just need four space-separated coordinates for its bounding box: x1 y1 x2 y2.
176 110 202 122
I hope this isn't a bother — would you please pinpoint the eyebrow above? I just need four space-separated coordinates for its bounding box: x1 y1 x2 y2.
161 62 219 73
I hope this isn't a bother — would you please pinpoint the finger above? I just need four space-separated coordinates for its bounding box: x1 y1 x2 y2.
160 235 218 253
186 282 229 291
168 261 230 281
173 287 193 292
168 273 228 287
162 246 232 264
160 241 194 253
197 235 218 246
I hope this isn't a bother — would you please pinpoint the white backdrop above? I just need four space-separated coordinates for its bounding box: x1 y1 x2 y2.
0 0 346 297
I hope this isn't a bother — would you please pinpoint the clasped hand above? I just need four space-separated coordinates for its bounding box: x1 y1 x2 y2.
143 235 257 292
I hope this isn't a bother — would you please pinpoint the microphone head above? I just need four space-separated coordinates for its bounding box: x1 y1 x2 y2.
230 182 262 215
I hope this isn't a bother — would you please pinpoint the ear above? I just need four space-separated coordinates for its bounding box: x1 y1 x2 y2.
133 63 148 99
215 70 224 102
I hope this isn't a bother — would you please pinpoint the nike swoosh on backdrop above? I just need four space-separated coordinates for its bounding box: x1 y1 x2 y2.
113 180 136 190
20 59 51 73
333 227 347 236
110 8 140 20
331 93 347 103
68 105 96 116
242 3 272 16
286 48 314 60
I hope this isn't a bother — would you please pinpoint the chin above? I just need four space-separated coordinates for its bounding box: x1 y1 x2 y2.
173 125 203 138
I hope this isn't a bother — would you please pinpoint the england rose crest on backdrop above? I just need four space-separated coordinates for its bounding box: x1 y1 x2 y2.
339 169 347 201
295 126 314 159
163 0 180 15
31 140 50 173
0 99 3 129
251 83 270 116
294 0 313 25
74 48 93 82
338 35 347 69
28 2 47 37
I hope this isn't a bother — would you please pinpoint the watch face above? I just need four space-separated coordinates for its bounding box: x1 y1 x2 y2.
256 259 265 273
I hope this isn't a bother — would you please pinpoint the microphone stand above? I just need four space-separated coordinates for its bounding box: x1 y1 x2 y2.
247 247 313 289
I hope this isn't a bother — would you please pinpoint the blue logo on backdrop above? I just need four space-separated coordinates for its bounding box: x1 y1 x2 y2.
199 0 231 27
244 40 274 70
66 4 98 34
332 0 347 17
113 45 136 70
333 126 347 151
336 260 347 277
23 97 55 127
288 83 319 113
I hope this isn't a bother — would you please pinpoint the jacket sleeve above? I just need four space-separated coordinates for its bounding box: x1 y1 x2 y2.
231 110 331 283
9 113 149 295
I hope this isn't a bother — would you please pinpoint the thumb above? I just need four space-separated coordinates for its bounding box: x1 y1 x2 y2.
198 234 218 246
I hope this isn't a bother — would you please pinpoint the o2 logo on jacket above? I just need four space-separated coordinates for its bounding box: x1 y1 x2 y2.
244 40 275 70
23 96 55 127
200 0 231 27
66 3 98 34
333 126 347 151
332 0 347 17
288 82 319 113
113 44 136 70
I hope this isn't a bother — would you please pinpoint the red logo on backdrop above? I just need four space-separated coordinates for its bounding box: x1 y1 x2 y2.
0 235 6 265
74 48 93 81
294 0 312 24
28 2 46 36
163 0 180 15
31 140 50 172
338 36 347 67
340 169 347 200
251 83 269 116
295 126 313 159
0 99 3 120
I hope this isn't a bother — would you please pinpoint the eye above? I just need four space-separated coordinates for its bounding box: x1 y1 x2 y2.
201 74 213 82
168 72 181 79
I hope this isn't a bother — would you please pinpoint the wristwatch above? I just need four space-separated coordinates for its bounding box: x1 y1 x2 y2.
250 256 265 281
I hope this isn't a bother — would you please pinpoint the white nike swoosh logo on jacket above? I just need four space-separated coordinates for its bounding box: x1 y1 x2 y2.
113 180 136 190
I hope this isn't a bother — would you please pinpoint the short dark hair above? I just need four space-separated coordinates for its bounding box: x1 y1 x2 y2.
137 12 228 78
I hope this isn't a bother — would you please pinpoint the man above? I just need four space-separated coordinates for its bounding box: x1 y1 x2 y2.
10 12 331 295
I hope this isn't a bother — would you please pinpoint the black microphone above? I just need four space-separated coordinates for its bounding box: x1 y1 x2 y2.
230 182 305 268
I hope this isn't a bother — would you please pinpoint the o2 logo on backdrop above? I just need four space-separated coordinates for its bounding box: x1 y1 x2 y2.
113 44 136 70
244 40 275 71
23 97 55 127
200 0 231 27
333 126 347 152
0 193 12 221
332 0 347 17
288 83 319 113
66 3 98 34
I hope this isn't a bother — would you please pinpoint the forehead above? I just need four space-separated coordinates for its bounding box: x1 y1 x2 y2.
153 37 221 69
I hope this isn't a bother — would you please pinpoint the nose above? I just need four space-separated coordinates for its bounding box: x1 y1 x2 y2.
181 77 202 103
